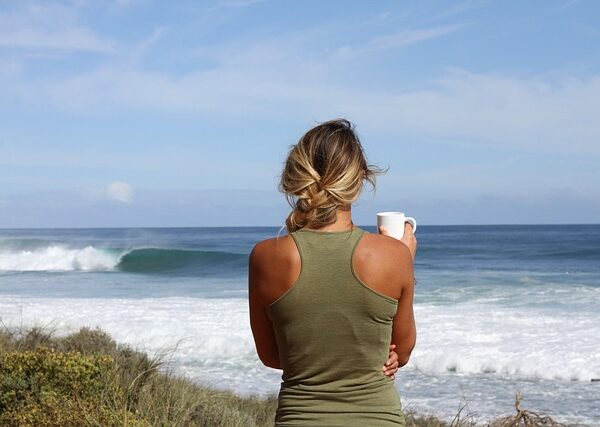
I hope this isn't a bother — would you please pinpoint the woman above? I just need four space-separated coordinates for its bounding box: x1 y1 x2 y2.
249 119 417 426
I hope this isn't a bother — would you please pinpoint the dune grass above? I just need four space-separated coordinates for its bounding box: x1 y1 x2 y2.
0 325 276 426
0 325 571 426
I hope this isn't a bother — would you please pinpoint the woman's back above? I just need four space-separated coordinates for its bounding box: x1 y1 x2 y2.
265 226 405 426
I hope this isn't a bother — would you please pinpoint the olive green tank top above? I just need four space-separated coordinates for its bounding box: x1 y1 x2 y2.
266 226 405 426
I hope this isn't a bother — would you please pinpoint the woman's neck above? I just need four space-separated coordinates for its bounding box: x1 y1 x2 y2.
306 207 354 232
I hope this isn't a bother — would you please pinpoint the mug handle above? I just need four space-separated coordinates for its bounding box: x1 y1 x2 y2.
404 217 417 234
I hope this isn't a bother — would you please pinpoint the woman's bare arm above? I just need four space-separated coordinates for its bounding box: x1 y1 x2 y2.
391 254 416 366
381 223 417 366
248 242 281 370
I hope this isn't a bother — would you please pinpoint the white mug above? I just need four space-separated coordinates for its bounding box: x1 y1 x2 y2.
376 211 417 240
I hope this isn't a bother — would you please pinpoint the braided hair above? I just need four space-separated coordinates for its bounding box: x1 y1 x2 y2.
279 119 386 232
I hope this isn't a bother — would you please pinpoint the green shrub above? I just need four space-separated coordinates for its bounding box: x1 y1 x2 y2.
0 346 148 426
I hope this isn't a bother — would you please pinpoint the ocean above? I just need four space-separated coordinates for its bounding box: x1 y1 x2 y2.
0 225 598 425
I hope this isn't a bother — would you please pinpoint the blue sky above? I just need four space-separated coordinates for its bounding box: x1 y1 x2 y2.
1 0 599 227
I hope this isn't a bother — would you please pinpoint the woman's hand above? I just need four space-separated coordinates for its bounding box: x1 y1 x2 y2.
383 344 399 379
378 223 417 260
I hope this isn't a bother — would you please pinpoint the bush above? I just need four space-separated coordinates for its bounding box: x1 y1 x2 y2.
0 346 147 426
0 326 276 426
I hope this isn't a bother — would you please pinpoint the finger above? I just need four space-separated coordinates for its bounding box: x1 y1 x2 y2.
385 353 397 366
378 225 388 236
383 361 399 373
386 353 398 366
385 361 399 372
385 369 398 377
384 367 398 377
404 222 414 234
388 344 396 350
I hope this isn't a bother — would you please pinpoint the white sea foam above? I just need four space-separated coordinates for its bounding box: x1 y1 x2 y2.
412 302 600 382
0 245 120 271
0 296 598 386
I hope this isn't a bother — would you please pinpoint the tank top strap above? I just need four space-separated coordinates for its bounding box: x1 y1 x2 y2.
290 227 366 278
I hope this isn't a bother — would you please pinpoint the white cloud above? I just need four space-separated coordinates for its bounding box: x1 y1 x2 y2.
216 0 269 8
0 26 116 53
351 69 600 153
335 25 461 57
6 63 599 154
113 0 147 7
106 181 134 203
0 3 116 53
367 25 460 50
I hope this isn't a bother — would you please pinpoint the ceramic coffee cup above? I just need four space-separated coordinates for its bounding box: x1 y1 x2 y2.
376 211 417 240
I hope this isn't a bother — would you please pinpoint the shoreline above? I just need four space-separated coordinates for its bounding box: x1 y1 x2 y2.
0 325 577 426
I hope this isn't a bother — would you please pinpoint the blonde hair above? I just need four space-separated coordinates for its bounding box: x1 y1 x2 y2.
278 119 386 233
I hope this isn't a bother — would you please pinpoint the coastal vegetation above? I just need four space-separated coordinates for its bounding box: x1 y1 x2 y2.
0 325 570 426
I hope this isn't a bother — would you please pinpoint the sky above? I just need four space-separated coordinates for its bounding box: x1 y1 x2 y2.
1 0 599 227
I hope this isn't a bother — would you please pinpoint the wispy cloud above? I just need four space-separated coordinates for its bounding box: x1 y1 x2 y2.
366 25 460 50
0 3 116 53
3 59 598 155
335 25 461 57
112 0 148 8
0 27 115 53
558 0 580 10
216 0 269 8
359 68 600 153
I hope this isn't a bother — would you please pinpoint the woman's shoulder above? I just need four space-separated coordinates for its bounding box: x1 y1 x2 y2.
359 230 412 260
249 234 299 273
249 235 301 303
251 233 295 255
354 231 414 295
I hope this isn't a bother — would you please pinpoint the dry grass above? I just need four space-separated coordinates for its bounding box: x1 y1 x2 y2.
488 393 569 427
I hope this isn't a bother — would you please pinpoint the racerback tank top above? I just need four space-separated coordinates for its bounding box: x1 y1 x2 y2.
266 226 405 426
